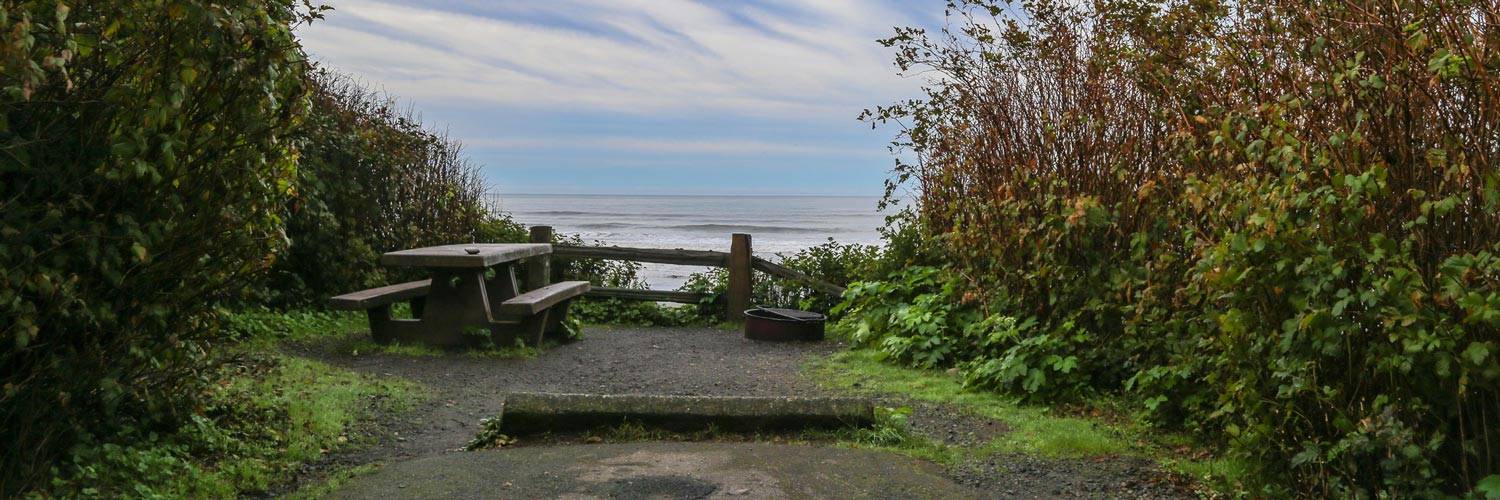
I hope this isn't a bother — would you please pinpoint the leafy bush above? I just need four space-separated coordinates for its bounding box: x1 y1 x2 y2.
256 71 489 305
678 239 882 322
856 0 1500 495
0 1 314 492
548 233 707 326
835 267 1094 398
47 349 415 497
475 212 529 245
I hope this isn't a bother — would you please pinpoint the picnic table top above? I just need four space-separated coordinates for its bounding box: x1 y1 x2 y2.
380 243 552 269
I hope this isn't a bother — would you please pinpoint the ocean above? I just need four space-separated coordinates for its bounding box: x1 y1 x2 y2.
499 194 888 290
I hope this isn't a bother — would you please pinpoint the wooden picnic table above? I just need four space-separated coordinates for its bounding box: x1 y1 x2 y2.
330 243 589 348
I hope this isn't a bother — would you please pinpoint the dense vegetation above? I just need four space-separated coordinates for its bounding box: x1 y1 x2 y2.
0 1 315 492
13 0 1491 496
846 0 1498 496
0 1 503 494
257 71 490 306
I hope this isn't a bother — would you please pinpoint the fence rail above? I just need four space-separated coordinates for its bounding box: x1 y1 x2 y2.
527 226 845 320
551 245 730 267
751 257 846 297
587 287 712 304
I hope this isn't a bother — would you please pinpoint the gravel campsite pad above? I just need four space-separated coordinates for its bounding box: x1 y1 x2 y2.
281 325 1192 498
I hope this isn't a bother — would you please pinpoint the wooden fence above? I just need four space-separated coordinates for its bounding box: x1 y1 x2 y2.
525 226 845 321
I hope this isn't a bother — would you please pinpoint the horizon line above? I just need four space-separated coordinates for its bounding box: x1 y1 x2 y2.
488 192 882 198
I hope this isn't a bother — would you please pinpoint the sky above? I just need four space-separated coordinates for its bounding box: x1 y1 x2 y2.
296 0 940 196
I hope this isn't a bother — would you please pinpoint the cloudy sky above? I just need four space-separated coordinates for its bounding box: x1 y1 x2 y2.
297 0 939 195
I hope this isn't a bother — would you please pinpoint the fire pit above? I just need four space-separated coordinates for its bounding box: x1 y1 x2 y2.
744 307 825 341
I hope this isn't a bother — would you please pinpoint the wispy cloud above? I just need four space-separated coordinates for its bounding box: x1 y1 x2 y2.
297 0 928 194
462 136 881 156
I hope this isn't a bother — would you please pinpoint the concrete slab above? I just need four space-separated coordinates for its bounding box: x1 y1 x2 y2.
497 393 874 435
332 442 981 499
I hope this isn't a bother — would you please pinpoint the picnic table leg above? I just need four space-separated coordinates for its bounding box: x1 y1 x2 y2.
366 304 395 344
402 269 496 348
485 263 521 310
409 297 425 319
543 298 575 343
521 308 551 347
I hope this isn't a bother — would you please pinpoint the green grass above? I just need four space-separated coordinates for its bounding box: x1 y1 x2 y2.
343 338 544 359
285 464 382 500
47 350 423 497
214 353 421 492
253 355 423 460
226 307 544 359
820 406 961 465
809 349 1250 492
46 310 428 497
810 349 1130 457
224 307 368 345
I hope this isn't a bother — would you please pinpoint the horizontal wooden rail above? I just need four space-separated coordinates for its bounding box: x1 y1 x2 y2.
587 287 713 304
552 245 729 267
751 257 846 296
537 229 845 319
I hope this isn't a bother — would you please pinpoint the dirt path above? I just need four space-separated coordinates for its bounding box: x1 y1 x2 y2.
278 325 1192 498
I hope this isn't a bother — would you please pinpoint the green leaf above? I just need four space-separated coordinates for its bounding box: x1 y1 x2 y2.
1475 475 1500 499
1464 342 1492 366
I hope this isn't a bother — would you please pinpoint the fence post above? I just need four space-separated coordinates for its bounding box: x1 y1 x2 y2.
728 233 752 321
528 225 553 290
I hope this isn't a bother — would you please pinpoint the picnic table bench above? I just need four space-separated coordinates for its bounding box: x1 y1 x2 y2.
329 243 589 348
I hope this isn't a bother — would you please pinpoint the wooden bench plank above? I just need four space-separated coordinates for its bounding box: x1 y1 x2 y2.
329 279 431 310
497 281 590 316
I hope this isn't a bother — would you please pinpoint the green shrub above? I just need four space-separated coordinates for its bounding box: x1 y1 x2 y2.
679 239 883 322
47 350 416 497
0 1 313 492
256 71 489 305
762 239 881 313
835 268 1093 399
548 233 708 326
475 213 529 244
856 0 1500 495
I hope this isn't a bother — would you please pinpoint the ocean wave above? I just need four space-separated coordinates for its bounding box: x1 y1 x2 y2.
524 210 601 216
667 224 840 234
575 222 642 229
520 210 699 218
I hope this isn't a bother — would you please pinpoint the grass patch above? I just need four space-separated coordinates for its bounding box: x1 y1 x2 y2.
343 338 544 359
285 463 382 500
809 349 1250 491
252 355 423 459
46 311 426 497
226 307 545 359
348 339 449 357
819 406 959 465
224 307 367 345
810 349 1130 458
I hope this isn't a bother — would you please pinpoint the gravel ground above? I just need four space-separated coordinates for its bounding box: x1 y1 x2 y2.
950 454 1194 499
273 325 1194 498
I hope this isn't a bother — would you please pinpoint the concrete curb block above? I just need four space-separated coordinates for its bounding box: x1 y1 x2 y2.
496 392 875 435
